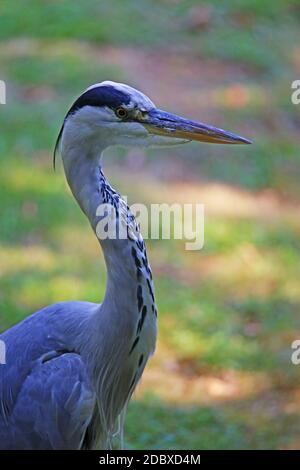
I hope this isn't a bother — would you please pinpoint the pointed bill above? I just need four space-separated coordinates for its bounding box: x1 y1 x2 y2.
142 109 252 145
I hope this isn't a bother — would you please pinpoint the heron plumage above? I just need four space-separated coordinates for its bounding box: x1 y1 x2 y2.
0 81 250 449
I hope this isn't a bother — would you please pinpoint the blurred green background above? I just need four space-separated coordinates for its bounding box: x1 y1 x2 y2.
1 0 300 449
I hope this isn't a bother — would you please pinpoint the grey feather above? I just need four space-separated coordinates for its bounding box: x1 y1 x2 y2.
0 82 160 449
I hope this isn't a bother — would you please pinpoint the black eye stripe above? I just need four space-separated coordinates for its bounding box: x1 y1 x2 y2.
54 86 132 168
66 86 131 118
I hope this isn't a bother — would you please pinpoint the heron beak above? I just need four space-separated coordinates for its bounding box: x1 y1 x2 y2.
142 109 252 145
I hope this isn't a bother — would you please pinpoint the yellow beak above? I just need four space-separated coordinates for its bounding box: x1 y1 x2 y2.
142 109 252 145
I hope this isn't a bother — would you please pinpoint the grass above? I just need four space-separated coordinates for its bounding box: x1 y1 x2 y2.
1 0 300 449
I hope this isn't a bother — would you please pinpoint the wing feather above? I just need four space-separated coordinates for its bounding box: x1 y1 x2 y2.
0 352 95 450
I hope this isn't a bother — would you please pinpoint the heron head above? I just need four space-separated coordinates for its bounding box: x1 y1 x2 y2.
55 81 251 166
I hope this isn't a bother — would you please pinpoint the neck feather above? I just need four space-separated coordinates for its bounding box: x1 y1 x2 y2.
61 143 155 316
61 140 157 446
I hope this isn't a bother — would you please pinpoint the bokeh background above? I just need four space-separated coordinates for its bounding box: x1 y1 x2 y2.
1 0 300 449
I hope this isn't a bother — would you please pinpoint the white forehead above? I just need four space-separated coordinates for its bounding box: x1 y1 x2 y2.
86 81 155 111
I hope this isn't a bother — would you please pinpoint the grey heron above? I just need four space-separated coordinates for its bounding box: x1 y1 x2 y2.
0 81 251 449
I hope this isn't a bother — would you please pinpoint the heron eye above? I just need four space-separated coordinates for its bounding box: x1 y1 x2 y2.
115 107 128 119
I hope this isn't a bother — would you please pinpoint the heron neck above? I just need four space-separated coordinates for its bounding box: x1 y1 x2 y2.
61 145 152 316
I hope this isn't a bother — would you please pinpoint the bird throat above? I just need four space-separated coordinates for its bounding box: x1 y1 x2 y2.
96 165 157 314
62 149 157 447
95 165 157 356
